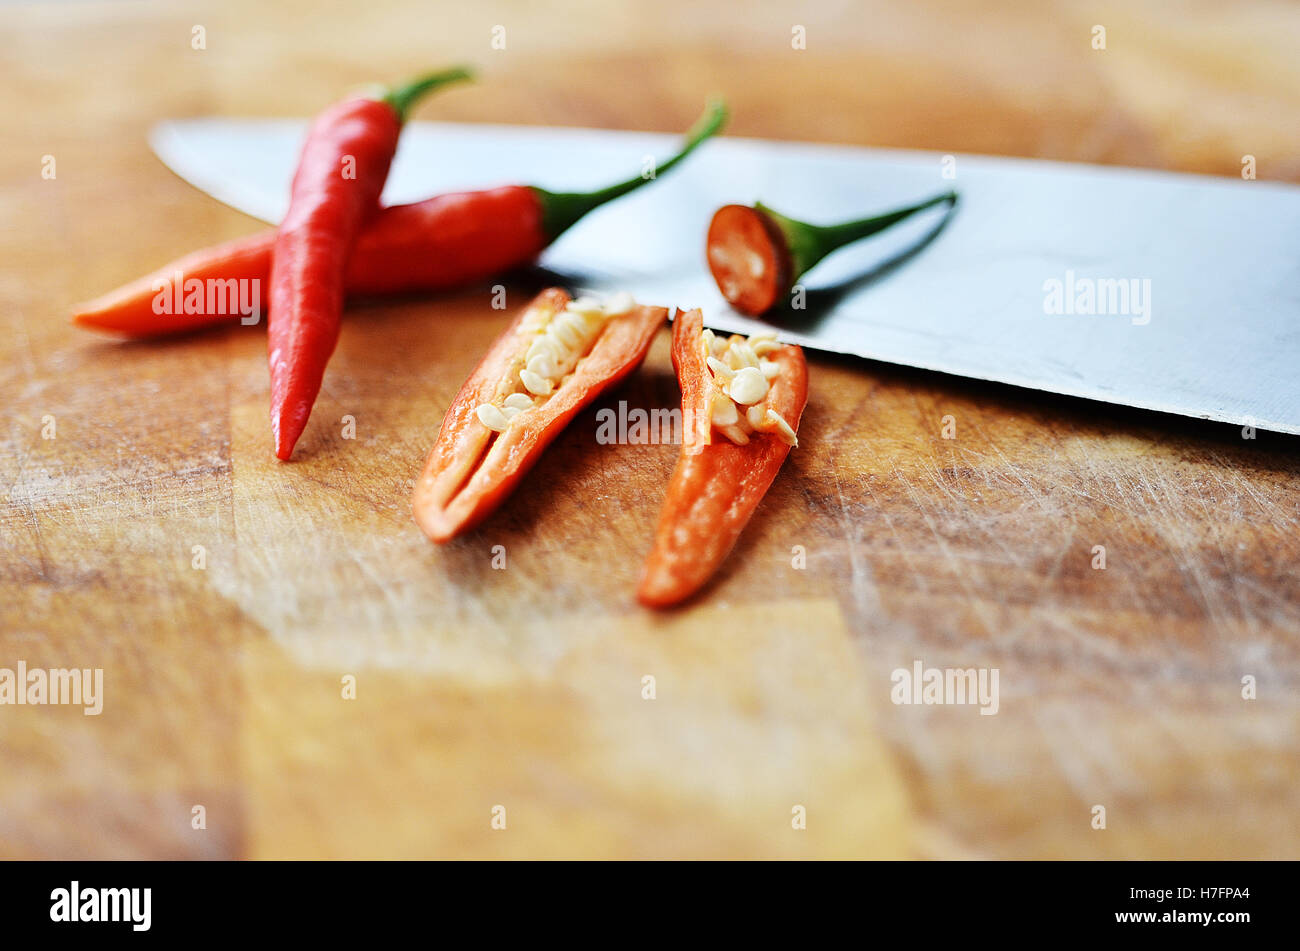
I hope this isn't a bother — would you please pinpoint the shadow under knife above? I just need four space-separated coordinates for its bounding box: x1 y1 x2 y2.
757 197 962 335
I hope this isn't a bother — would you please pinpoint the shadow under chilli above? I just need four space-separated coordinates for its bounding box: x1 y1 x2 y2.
758 198 962 335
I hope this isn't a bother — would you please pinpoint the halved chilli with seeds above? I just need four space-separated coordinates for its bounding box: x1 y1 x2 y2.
412 288 668 542
637 307 808 607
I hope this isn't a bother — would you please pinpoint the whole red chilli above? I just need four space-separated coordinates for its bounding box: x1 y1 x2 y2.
268 68 472 460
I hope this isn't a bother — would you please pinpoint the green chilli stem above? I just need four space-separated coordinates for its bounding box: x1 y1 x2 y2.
758 190 958 280
533 99 729 243
382 66 475 122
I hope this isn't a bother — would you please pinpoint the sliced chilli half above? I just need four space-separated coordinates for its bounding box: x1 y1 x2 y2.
412 288 668 542
638 311 808 607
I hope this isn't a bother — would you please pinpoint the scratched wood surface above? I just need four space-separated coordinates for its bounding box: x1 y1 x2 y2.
1 0 1298 859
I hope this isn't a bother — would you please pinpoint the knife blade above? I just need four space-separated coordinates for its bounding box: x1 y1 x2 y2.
150 118 1300 434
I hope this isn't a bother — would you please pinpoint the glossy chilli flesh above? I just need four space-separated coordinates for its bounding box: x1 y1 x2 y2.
412 288 667 543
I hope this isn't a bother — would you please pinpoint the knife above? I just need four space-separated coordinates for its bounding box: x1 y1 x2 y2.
150 118 1300 435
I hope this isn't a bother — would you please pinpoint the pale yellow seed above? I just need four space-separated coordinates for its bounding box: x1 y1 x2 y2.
475 404 510 432
526 335 560 361
501 405 523 420
552 317 581 350
503 393 533 411
519 368 554 396
706 356 735 379
728 366 770 405
760 358 781 379
746 404 766 429
718 423 751 445
766 408 798 447
519 304 552 333
569 306 605 332
732 341 760 369
710 392 739 426
700 329 715 361
526 352 559 380
569 309 594 337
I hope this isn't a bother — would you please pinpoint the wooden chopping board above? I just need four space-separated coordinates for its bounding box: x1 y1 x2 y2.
1 0 1297 859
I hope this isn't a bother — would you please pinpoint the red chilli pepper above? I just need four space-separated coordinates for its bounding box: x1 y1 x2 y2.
412 288 668 542
637 307 808 608
706 190 957 316
268 67 473 460
71 102 728 338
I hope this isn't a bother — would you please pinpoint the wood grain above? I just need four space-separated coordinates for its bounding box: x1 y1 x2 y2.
1 0 1297 859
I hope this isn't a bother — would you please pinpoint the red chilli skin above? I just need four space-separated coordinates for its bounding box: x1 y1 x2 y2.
343 186 545 295
637 311 808 608
412 288 669 543
71 186 547 338
72 99 728 340
72 232 276 337
268 96 402 461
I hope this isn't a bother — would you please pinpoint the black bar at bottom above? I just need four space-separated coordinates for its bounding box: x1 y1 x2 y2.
0 859 1284 938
